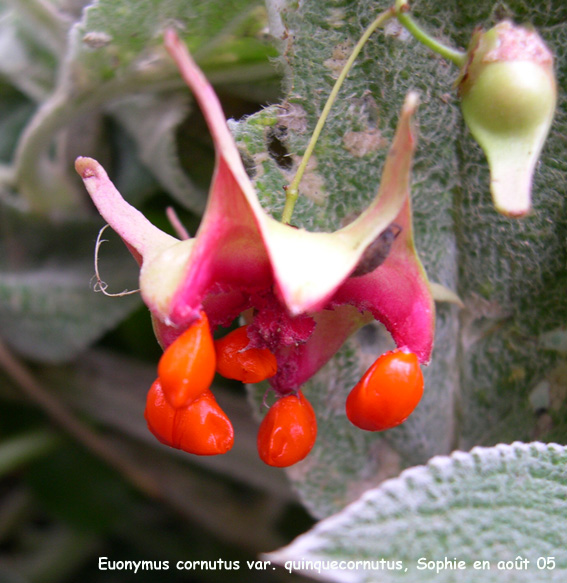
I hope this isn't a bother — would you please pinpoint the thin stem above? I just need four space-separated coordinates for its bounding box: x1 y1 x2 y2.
166 206 191 240
0 339 162 500
14 90 83 213
395 0 466 67
281 7 396 225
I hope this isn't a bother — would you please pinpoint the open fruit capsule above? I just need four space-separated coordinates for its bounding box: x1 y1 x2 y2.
346 349 423 431
257 391 317 467
457 21 556 216
157 310 216 409
215 326 277 383
145 379 234 455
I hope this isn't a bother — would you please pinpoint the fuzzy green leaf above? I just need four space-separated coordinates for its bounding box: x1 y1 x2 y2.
268 442 567 583
66 0 274 88
0 202 140 362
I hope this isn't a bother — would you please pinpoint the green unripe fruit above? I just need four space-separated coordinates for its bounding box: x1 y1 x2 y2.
458 21 556 217
463 61 553 134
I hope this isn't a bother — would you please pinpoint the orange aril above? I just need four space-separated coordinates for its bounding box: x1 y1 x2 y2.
158 310 216 408
215 326 277 383
346 349 423 431
257 391 317 467
145 379 234 455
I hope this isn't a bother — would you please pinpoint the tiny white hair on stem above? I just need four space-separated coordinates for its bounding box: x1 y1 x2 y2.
92 224 140 297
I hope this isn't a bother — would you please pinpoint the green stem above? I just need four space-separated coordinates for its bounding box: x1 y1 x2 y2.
13 71 181 214
14 90 84 213
6 0 68 56
281 7 396 225
395 0 466 67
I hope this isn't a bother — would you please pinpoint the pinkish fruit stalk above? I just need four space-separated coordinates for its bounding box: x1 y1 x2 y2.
75 30 435 396
457 21 556 217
